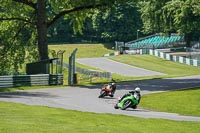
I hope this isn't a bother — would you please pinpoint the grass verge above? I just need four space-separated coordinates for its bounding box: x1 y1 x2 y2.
49 43 114 60
49 44 200 84
0 101 200 133
140 88 200 116
109 54 200 78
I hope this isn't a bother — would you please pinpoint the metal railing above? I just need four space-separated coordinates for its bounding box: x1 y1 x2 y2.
0 74 63 88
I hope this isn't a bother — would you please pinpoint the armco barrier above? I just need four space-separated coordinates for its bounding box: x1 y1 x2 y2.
149 49 200 67
63 63 112 80
0 74 63 88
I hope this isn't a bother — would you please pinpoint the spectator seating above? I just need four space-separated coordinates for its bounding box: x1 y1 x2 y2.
125 33 183 49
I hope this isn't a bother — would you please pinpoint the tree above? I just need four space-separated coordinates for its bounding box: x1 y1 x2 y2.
139 0 200 47
0 0 137 74
138 0 170 34
48 3 142 44
162 0 200 47
89 2 143 42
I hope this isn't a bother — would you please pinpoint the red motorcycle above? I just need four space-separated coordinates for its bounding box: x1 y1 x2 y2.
98 83 116 98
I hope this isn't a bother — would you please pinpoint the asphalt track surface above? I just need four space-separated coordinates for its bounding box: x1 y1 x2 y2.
76 57 165 77
1 58 200 121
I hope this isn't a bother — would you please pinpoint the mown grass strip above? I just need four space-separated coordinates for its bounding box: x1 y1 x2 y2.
49 43 114 60
140 88 200 116
109 54 200 78
49 44 200 83
0 101 199 133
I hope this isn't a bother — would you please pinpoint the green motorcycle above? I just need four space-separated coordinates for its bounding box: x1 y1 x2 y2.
114 92 139 110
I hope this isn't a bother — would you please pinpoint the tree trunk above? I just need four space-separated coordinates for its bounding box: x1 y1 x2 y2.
36 0 48 60
184 33 191 48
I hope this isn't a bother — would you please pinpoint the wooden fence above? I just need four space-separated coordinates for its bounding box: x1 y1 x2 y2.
0 74 63 88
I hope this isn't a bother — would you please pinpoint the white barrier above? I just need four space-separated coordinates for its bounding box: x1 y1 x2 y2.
149 49 200 67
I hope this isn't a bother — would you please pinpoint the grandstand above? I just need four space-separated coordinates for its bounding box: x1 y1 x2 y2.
125 33 184 49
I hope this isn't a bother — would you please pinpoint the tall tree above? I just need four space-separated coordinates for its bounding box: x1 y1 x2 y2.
162 0 200 47
139 0 200 47
0 0 137 74
138 0 170 34
90 2 142 42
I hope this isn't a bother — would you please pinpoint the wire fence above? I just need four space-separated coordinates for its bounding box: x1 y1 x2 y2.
63 63 112 83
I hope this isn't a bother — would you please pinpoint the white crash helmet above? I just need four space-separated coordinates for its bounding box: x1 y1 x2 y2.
111 82 115 86
135 87 141 93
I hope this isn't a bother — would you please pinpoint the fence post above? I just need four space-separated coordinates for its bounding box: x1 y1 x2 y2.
68 48 78 85
68 55 72 85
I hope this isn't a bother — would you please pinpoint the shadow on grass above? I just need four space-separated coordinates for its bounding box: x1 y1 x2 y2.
102 43 115 49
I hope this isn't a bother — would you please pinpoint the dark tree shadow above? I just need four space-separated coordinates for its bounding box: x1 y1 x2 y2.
0 91 57 98
76 77 200 92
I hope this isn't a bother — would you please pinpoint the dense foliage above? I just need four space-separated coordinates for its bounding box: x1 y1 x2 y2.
0 0 38 74
0 0 199 75
48 3 142 43
0 0 137 75
139 0 200 46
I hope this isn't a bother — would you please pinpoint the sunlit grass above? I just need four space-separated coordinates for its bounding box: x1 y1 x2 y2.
49 43 114 61
49 45 200 84
140 88 200 116
0 101 199 133
109 54 200 78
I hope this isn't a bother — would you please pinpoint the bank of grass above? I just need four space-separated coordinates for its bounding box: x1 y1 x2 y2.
0 102 199 133
109 54 200 78
48 43 114 60
48 43 115 85
140 88 200 116
49 44 200 83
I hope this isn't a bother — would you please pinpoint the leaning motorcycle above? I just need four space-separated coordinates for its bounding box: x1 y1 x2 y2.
114 93 139 110
98 85 114 98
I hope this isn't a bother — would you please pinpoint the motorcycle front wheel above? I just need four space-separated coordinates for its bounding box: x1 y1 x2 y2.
98 91 107 98
114 104 119 109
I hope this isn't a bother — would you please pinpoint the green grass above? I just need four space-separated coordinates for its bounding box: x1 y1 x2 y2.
140 88 200 116
49 44 200 84
49 44 114 71
49 43 114 60
1 44 200 132
109 54 200 78
49 44 114 85
0 102 200 133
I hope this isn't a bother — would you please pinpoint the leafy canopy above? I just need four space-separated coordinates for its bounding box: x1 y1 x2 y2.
138 0 200 34
0 0 137 74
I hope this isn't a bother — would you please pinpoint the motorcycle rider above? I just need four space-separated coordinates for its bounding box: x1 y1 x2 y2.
110 82 116 96
118 87 141 108
103 82 116 97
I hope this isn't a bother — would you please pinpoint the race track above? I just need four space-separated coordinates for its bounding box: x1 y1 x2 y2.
0 57 200 121
76 57 165 77
0 76 200 121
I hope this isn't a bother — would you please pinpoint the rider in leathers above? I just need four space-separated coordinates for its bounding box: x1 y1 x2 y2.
103 82 116 97
119 87 141 108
